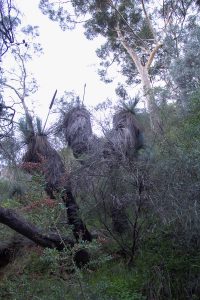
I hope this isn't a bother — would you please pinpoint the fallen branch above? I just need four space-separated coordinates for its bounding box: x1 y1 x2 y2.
0 206 74 250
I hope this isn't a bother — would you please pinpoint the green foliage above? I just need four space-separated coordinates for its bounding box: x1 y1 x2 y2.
134 226 200 299
5 1 200 298
38 0 154 85
139 21 154 40
0 272 72 300
1 198 21 209
2 94 200 299
162 89 200 152
0 237 114 299
40 248 61 272
0 178 10 201
82 261 145 300
170 25 200 103
1 38 200 298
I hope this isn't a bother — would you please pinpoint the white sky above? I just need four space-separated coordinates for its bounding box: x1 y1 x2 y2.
14 0 121 120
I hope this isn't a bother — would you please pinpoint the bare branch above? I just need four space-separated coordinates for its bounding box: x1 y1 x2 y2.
0 206 74 250
3 82 23 100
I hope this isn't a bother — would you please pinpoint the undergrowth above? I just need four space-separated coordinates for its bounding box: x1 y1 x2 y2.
1 96 200 299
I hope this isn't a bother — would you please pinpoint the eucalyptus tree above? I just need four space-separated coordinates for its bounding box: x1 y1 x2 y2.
0 26 41 169
0 0 23 142
0 0 43 141
39 0 198 132
0 0 21 59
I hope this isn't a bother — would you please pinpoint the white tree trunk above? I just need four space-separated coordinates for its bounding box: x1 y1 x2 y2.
139 66 162 132
116 25 163 133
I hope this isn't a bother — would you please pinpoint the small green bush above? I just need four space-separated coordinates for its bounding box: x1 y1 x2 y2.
82 262 146 300
0 178 11 201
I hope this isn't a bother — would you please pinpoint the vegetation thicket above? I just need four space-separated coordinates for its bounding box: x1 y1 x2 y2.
0 1 200 299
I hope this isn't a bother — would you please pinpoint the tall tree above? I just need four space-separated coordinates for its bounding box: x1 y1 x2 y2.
1 22 43 141
39 0 198 132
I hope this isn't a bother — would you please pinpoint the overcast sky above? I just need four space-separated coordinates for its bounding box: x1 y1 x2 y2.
13 0 122 121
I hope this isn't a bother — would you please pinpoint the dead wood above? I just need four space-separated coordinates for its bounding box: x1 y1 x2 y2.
0 206 74 250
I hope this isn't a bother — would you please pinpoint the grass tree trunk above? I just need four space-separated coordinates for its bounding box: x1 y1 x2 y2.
21 131 92 243
62 188 93 242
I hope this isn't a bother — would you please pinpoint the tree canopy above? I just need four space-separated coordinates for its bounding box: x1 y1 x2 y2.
39 0 199 131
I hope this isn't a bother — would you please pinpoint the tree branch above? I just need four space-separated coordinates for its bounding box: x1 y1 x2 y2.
3 82 23 100
146 43 163 69
116 23 142 72
0 206 74 250
3 48 35 133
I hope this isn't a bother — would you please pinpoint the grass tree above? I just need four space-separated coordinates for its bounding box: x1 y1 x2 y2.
20 116 66 198
19 115 92 242
105 101 144 160
61 103 93 159
103 101 144 234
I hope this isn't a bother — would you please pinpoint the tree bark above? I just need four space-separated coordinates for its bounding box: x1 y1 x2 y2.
116 25 163 133
0 206 74 250
0 206 91 268
62 189 93 242
140 66 163 133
